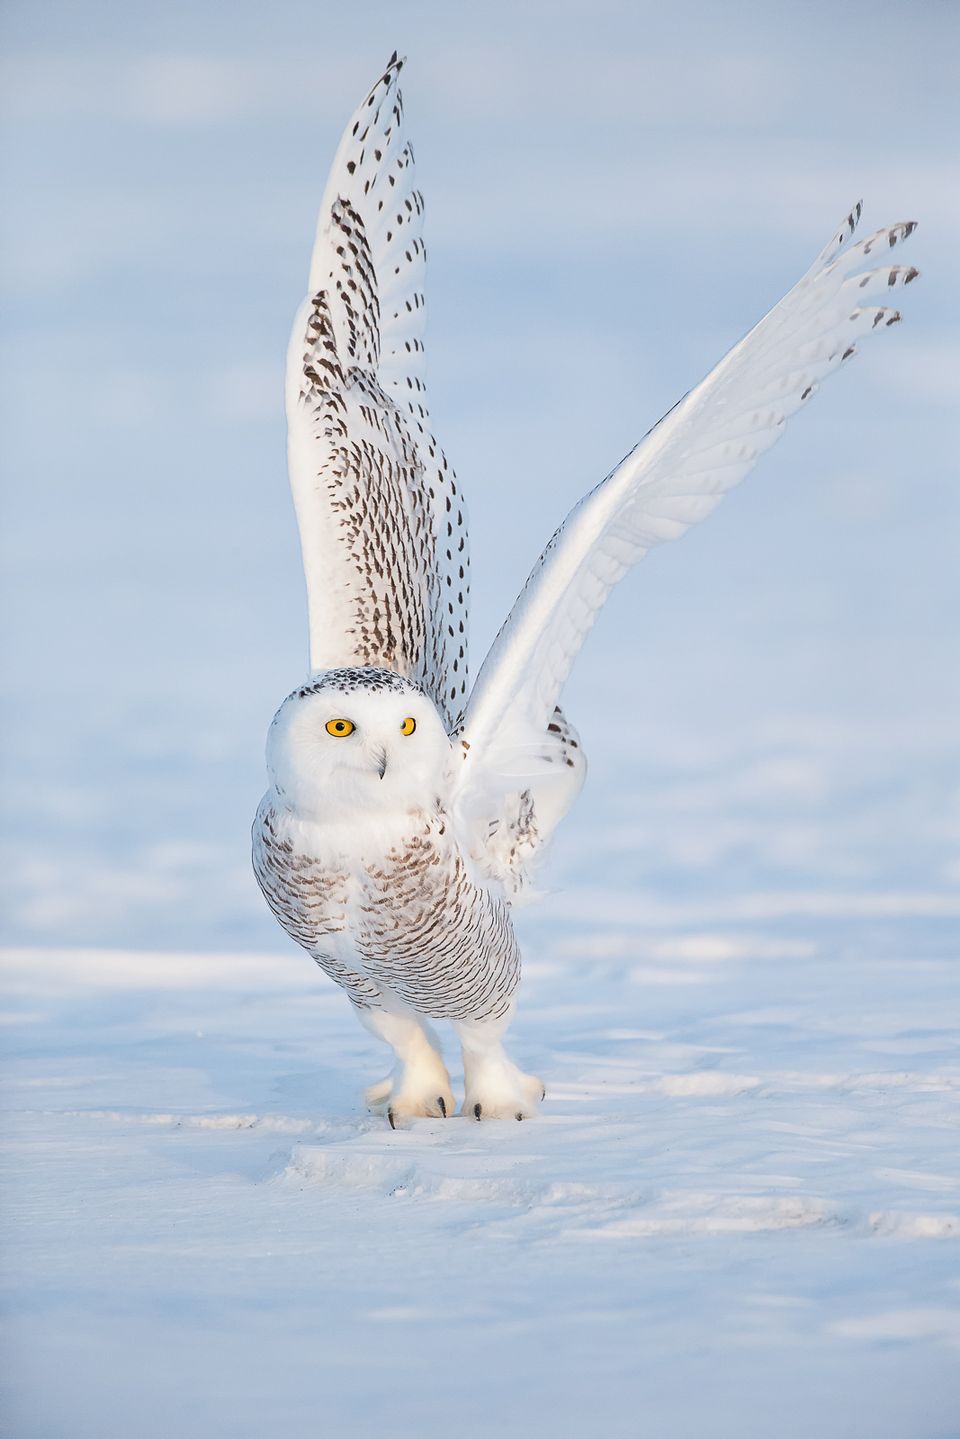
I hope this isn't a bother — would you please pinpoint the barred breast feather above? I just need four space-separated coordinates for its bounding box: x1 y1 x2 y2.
253 799 520 1022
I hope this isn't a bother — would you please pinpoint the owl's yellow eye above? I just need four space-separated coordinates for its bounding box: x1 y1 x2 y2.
400 717 417 736
325 719 354 737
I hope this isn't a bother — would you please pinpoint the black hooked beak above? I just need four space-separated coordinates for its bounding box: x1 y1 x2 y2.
373 747 387 780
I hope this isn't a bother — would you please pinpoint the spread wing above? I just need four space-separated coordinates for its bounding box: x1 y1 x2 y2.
287 54 469 729
456 203 918 813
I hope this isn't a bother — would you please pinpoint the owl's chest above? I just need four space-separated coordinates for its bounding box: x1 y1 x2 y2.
254 798 463 952
254 796 519 1019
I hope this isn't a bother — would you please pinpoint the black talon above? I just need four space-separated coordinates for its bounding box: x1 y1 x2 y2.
515 1112 523 1121
387 1108 396 1130
437 1096 446 1117
473 1103 482 1120
540 1086 546 1100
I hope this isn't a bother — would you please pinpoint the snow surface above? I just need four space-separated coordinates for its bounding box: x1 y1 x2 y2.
3 874 960 1437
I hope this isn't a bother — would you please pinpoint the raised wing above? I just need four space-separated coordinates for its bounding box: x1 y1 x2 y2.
287 54 469 728
457 204 918 793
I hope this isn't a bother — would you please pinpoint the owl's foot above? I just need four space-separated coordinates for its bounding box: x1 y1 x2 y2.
366 1054 455 1127
386 1090 453 1128
365 1078 454 1125
462 1054 545 1121
386 1074 455 1128
354 1006 454 1126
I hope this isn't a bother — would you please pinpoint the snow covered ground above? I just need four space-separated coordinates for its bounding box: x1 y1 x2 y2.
4 757 960 1438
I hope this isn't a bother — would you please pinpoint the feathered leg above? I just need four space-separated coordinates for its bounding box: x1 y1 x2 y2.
454 1002 545 1120
352 1002 454 1126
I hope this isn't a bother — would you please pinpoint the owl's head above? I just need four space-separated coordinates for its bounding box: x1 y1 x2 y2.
265 667 453 818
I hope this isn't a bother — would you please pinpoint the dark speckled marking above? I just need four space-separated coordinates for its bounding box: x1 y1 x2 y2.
291 58 469 731
295 667 418 701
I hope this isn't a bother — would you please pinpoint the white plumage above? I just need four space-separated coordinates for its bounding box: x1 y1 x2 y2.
253 53 918 1123
285 58 468 728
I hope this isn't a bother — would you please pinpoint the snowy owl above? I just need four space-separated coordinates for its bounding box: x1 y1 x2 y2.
253 53 918 1124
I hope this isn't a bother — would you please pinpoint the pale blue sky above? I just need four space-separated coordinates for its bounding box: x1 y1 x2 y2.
1 0 957 949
